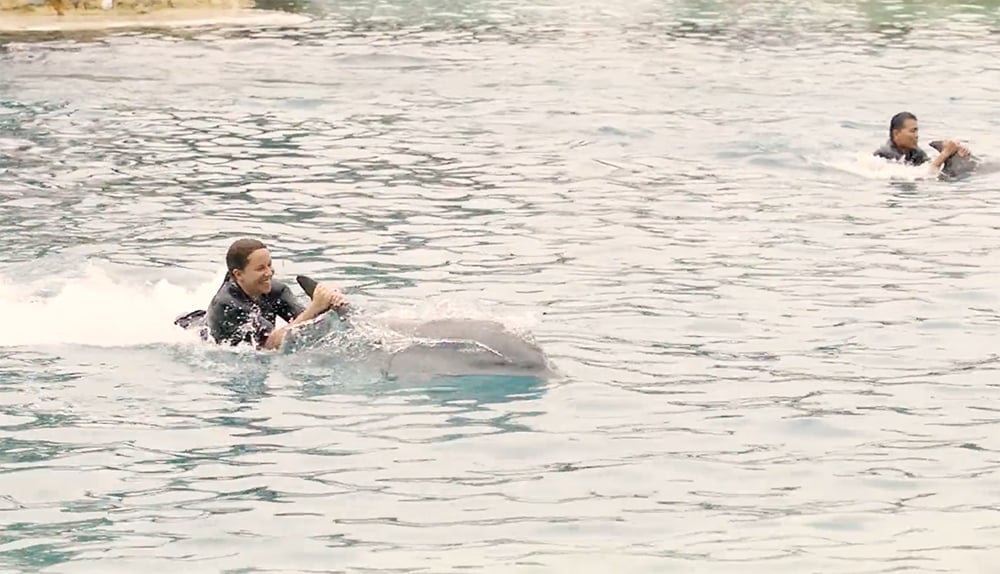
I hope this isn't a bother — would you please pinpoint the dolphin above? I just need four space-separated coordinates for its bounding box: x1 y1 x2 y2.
292 275 556 381
929 140 981 179
173 275 557 382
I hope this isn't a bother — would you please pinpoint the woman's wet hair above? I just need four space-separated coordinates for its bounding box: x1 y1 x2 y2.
223 238 267 282
890 111 917 140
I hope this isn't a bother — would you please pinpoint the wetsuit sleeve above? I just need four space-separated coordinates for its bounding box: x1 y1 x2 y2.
911 148 930 166
252 313 277 348
873 143 898 161
208 301 251 346
275 282 306 322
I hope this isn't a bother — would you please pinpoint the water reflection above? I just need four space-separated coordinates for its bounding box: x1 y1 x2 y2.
3 0 1000 571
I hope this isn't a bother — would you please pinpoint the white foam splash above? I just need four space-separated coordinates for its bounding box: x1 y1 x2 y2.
0 264 218 348
820 151 943 181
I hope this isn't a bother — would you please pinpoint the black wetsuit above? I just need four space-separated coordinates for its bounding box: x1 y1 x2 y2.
873 139 930 166
206 278 306 348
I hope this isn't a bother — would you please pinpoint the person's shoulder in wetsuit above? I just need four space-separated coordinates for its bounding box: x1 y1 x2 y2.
206 277 262 347
873 140 929 166
874 138 904 162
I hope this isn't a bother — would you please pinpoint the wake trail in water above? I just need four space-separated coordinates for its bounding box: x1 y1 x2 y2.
815 151 942 181
0 264 217 347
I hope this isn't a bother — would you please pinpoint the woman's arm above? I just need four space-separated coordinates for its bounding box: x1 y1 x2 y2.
262 284 348 350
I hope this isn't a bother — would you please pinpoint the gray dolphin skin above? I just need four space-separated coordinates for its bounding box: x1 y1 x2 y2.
377 318 554 379
293 275 556 380
929 140 981 178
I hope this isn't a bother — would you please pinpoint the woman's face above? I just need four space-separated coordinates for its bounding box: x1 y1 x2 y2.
233 248 273 297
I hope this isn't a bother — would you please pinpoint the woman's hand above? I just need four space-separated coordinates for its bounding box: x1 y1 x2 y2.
263 283 349 350
309 283 349 312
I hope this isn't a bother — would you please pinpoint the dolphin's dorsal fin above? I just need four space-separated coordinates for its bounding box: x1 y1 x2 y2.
296 275 318 298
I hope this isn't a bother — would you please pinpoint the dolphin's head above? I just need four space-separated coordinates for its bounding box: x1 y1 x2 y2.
927 140 980 179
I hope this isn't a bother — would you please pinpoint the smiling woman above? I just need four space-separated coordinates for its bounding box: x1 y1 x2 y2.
203 238 349 350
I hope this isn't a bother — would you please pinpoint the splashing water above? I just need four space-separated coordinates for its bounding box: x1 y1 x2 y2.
818 151 945 181
0 262 543 351
0 264 218 347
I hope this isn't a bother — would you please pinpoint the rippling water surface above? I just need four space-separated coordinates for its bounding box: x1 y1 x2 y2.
3 0 1000 572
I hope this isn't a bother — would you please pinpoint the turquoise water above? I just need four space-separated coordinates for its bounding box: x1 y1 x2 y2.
3 0 1000 572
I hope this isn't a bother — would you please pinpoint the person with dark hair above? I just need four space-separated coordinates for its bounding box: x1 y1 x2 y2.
874 111 971 172
204 238 347 349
